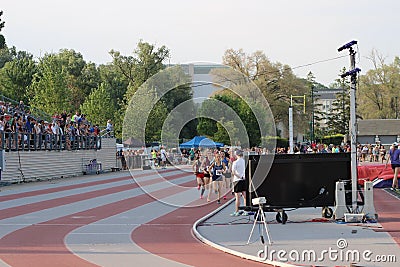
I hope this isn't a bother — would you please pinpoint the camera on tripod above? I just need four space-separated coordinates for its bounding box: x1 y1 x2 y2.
252 197 266 205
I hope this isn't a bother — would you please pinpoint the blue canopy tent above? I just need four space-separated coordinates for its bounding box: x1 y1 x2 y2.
179 136 224 149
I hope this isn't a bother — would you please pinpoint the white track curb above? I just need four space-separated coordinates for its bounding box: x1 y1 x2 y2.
192 198 299 267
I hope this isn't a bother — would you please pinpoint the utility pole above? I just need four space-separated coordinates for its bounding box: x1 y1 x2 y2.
338 40 360 214
396 96 398 119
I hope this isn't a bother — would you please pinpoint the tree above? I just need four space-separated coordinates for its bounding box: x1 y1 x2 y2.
0 50 36 103
123 85 168 143
98 63 129 107
215 48 308 139
358 50 400 119
196 93 261 147
326 68 350 135
0 11 5 32
30 54 71 115
306 72 328 141
110 41 171 139
0 10 5 49
110 40 170 103
0 46 15 69
80 83 115 126
97 63 129 137
57 49 98 110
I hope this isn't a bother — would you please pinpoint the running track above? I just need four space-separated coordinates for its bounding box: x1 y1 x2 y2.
0 168 269 267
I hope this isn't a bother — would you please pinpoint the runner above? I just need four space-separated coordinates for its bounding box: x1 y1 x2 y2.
208 153 227 204
222 151 232 200
385 142 400 190
192 155 206 199
202 150 212 202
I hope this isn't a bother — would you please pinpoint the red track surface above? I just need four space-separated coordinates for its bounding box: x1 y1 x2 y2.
0 171 195 267
1 169 399 267
373 189 400 246
132 200 269 267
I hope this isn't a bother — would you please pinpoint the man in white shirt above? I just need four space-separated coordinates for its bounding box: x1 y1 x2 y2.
231 150 247 216
160 147 167 169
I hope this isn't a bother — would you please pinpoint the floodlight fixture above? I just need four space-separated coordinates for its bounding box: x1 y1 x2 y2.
340 67 361 78
338 40 358 52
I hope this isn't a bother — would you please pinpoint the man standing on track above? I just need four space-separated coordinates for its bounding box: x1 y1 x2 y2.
231 150 247 216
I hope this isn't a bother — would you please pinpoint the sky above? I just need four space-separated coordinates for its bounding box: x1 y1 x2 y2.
2 0 400 86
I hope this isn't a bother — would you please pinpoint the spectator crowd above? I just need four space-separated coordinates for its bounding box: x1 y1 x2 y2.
0 99 108 151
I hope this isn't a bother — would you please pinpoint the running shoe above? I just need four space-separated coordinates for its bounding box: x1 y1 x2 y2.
230 211 240 216
217 200 221 204
197 185 200 190
241 211 249 216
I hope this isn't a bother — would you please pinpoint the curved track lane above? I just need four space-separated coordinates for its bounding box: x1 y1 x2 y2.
2 169 398 267
0 168 271 267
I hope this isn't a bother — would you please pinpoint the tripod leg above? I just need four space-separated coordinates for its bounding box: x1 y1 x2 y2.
261 209 272 245
247 209 259 244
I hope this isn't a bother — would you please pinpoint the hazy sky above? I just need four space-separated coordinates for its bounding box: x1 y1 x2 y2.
2 0 400 85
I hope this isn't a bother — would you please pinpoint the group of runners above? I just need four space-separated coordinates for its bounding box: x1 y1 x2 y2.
191 148 248 217
191 149 234 204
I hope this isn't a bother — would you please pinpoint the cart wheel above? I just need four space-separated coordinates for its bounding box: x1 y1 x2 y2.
322 207 333 218
96 171 99 175
276 211 288 224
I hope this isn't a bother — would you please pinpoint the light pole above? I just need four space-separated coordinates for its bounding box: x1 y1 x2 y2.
396 96 398 119
338 40 361 214
310 85 315 143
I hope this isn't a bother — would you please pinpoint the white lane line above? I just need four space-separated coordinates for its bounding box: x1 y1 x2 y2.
0 170 184 209
0 175 193 238
66 188 200 267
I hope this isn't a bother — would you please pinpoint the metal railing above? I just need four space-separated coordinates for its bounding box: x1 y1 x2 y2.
0 94 52 122
99 128 114 138
0 131 101 151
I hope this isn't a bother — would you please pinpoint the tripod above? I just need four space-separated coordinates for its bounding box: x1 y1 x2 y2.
245 155 272 245
247 203 272 245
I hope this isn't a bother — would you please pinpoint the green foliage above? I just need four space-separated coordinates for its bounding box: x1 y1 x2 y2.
80 83 115 126
321 134 344 145
326 68 350 135
30 54 71 114
0 46 16 69
358 50 400 119
219 48 308 138
214 122 230 145
110 40 170 103
0 11 5 49
123 85 169 143
196 93 261 147
145 100 169 142
0 35 5 50
0 50 36 103
213 120 238 146
197 117 218 136
57 49 98 111
98 63 129 107
0 11 5 32
261 136 288 150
